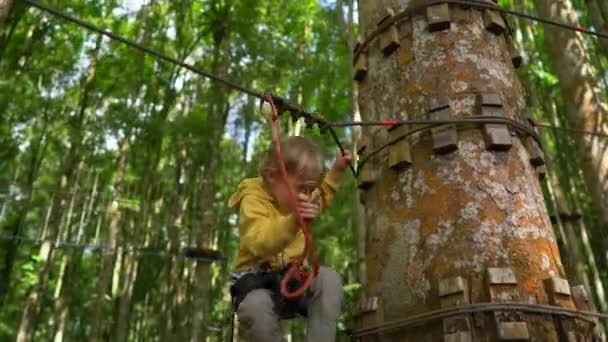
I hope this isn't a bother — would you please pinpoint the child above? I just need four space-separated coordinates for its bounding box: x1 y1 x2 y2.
228 135 352 342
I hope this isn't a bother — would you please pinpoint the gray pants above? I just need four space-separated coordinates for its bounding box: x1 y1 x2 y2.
236 266 343 342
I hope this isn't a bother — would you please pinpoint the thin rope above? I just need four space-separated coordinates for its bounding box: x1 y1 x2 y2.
347 116 542 176
0 233 225 263
533 121 608 139
352 302 608 337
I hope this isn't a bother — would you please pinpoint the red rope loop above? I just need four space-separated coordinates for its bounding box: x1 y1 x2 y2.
264 95 320 299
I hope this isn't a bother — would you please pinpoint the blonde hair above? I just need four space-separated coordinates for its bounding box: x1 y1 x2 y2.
260 136 323 182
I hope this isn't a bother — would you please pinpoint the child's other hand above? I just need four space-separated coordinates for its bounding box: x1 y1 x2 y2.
296 193 320 221
332 148 353 173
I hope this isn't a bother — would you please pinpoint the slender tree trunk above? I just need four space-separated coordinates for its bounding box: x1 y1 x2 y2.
585 0 608 56
17 160 83 342
535 0 608 229
338 0 366 286
114 248 139 342
0 0 13 27
161 110 190 340
190 8 232 339
544 96 608 319
0 109 49 307
355 1 587 340
546 163 589 289
89 137 129 342
0 164 18 224
0 0 15 55
89 3 157 336
51 171 99 342
17 33 100 337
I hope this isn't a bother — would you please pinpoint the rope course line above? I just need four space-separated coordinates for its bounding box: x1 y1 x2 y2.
533 121 608 139
352 0 608 63
352 302 608 337
18 0 608 180
343 115 542 175
20 0 355 174
0 233 225 263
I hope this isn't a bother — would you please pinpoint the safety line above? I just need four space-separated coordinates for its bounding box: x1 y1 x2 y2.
0 233 225 263
352 302 608 337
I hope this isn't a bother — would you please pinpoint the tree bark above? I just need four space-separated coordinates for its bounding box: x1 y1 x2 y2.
161 98 191 340
356 1 584 340
0 0 12 27
0 107 49 307
89 137 129 342
51 171 98 342
0 0 16 61
338 0 367 286
114 248 139 342
546 162 589 288
190 3 232 339
535 0 608 230
17 145 84 342
585 0 608 56
17 31 100 339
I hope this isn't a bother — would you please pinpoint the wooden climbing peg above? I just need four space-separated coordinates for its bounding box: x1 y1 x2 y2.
510 44 523 69
388 124 412 170
377 8 400 56
426 3 451 32
483 10 506 35
353 42 368 82
486 267 531 341
357 137 378 190
480 92 512 151
429 96 458 154
438 276 473 342
522 114 545 167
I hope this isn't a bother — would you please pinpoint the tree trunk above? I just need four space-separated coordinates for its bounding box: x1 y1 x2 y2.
89 3 156 335
546 162 589 289
355 1 588 340
114 248 139 342
0 8 21 63
190 102 229 340
161 113 190 341
535 0 608 230
89 137 130 342
17 31 100 338
52 171 99 342
0 108 49 307
338 0 367 286
17 153 85 342
190 6 232 339
0 0 12 27
585 0 608 56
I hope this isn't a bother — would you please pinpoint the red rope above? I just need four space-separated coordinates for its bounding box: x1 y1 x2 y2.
379 119 398 127
264 95 320 299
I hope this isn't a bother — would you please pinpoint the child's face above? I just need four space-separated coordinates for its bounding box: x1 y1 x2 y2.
268 172 320 212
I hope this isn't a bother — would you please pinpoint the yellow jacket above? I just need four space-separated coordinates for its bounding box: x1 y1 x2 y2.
228 169 341 271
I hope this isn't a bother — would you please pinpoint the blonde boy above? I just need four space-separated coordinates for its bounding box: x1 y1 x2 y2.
228 136 352 342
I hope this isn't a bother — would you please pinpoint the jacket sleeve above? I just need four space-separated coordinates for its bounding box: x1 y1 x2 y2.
319 167 342 209
239 195 300 258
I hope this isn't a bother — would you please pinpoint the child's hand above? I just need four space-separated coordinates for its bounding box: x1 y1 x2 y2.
332 148 353 173
296 193 320 221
